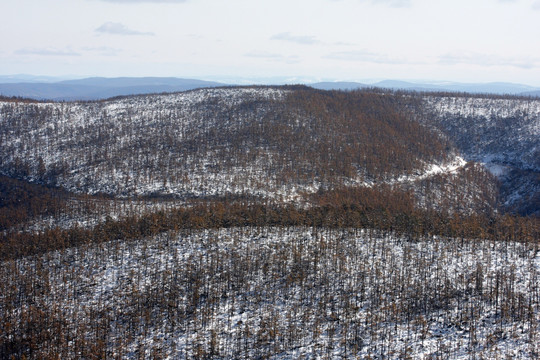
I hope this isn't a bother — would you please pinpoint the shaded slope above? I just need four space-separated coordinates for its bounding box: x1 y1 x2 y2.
418 94 540 215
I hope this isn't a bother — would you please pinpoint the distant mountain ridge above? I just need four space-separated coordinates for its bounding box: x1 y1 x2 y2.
310 80 540 96
1 76 540 100
0 77 226 101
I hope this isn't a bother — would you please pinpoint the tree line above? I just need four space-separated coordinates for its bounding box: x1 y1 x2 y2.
2 187 538 261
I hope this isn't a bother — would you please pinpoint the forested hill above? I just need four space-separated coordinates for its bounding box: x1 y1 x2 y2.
2 86 540 360
0 86 538 216
0 87 449 197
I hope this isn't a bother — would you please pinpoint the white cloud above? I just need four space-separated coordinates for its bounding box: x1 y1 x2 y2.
15 48 80 57
497 0 540 10
95 22 155 36
271 32 321 45
372 0 411 7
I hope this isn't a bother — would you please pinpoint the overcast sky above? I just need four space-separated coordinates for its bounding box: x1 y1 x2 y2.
2 0 540 85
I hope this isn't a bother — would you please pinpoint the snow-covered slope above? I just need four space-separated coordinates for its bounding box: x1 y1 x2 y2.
1 88 538 360
2 227 538 358
1 86 480 211
3 87 536 214
0 88 293 198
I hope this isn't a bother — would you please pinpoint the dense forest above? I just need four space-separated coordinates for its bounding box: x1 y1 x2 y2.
0 86 539 358
2 227 539 358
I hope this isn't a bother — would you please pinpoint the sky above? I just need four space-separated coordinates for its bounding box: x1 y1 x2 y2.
2 0 540 86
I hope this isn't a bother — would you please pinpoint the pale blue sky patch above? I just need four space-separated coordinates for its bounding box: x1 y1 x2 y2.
326 50 412 65
331 0 411 7
83 46 123 56
1 0 540 86
245 51 301 64
90 0 188 3
438 52 539 70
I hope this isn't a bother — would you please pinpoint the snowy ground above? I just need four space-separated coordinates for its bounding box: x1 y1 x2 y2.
2 227 538 359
